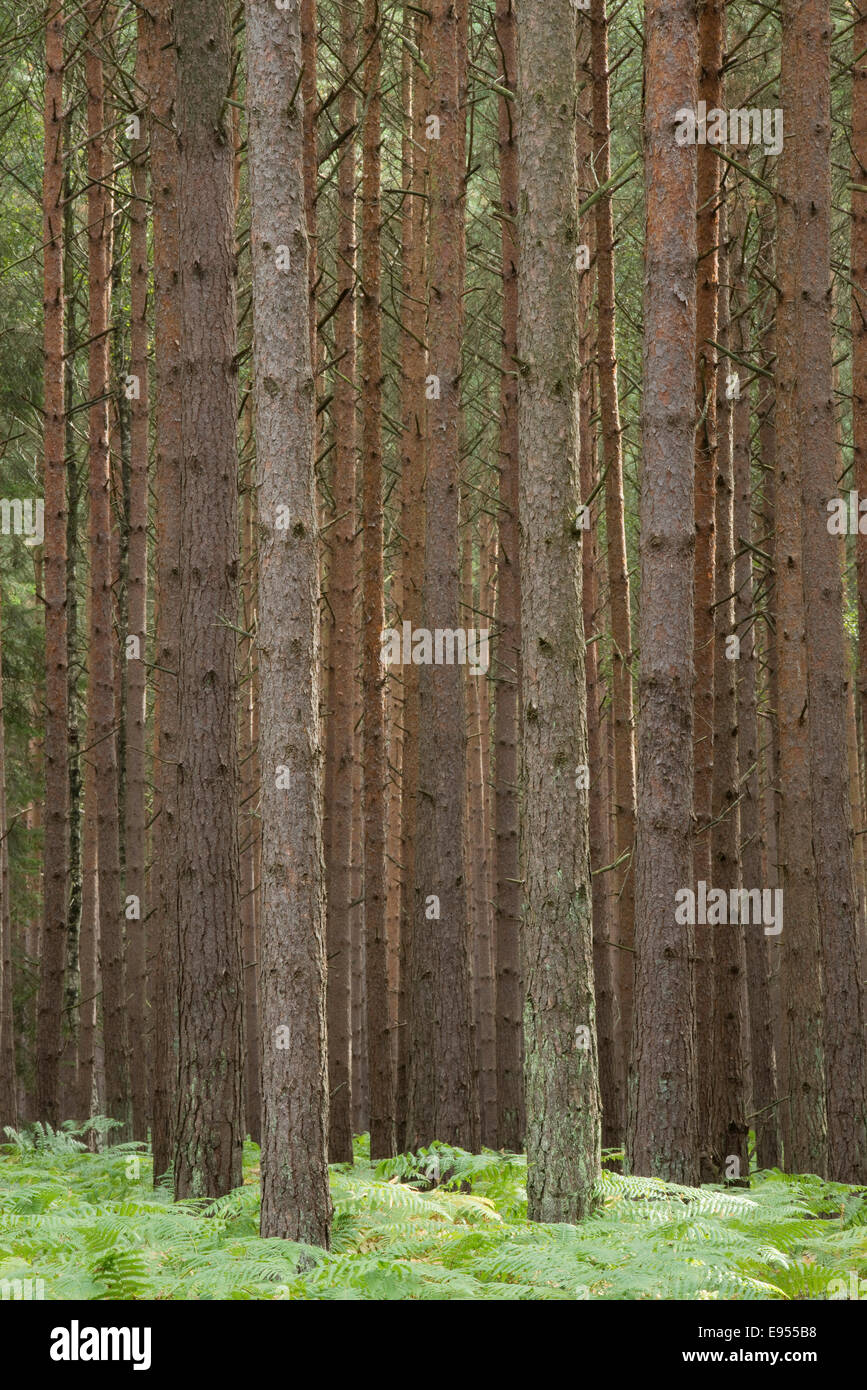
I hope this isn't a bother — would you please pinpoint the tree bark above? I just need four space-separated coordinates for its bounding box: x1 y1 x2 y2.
173 0 244 1199
627 0 700 1185
790 0 867 1183
854 0 867 825
36 0 68 1127
407 0 478 1152
731 199 781 1172
125 16 150 1141
709 206 749 1180
396 4 427 1150
693 0 724 1160
591 0 634 1145
0 586 16 1131
324 0 359 1165
85 0 129 1138
517 0 601 1221
360 0 395 1160
774 0 828 1176
146 0 182 1182
493 0 523 1153
247 0 331 1244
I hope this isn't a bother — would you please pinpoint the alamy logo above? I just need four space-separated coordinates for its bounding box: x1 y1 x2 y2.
826 490 867 534
380 621 490 676
674 881 783 936
49 1320 152 1371
674 102 783 156
827 1272 867 1299
0 1276 44 1299
0 497 43 546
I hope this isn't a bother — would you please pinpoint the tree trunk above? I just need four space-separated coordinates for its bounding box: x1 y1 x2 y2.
591 0 634 1145
709 206 749 1180
125 17 150 1141
36 0 68 1126
854 1 867 831
465 522 496 1147
146 0 182 1182
693 0 724 1160
247 0 331 1244
61 136 82 1121
576 33 617 1151
517 0 601 1220
173 0 244 1199
324 0 358 1165
731 200 781 1172
240 415 261 1146
396 5 427 1150
791 0 867 1183
407 0 478 1152
86 0 129 1138
360 0 395 1160
77 746 98 1123
492 0 523 1155
627 0 700 1185
0 586 16 1131
774 0 828 1176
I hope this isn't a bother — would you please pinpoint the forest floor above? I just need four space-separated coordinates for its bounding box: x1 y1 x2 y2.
1 1124 865 1300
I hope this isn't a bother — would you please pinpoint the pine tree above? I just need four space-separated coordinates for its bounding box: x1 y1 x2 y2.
493 0 523 1154
247 0 331 1246
173 0 244 1199
627 0 700 1185
517 0 601 1221
407 0 478 1152
35 0 68 1126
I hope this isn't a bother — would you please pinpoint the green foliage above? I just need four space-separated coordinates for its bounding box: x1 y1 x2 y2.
1 1125 866 1300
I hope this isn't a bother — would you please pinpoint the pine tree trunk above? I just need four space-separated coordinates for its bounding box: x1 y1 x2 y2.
86 0 129 1138
493 0 523 1152
351 682 368 1136
731 204 781 1172
517 0 601 1220
790 0 867 1183
627 0 700 1185
709 209 749 1180
77 748 98 1123
247 0 331 1244
323 0 358 1166
591 0 634 1145
125 18 150 1141
0 587 16 1131
147 0 181 1182
62 142 82 1121
239 419 261 1146
774 0 828 1176
36 0 68 1126
173 0 244 1199
360 0 395 1159
396 5 427 1149
407 0 478 1152
465 524 496 1147
578 198 617 1152
693 0 724 1161
854 3 867 821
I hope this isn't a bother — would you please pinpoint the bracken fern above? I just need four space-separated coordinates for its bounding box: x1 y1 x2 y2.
1 1124 865 1300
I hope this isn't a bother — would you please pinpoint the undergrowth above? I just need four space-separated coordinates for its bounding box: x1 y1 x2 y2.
1 1121 865 1300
